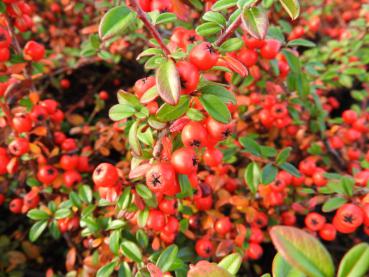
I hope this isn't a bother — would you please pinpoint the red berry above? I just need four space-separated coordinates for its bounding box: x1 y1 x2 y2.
23 41 45 61
159 198 177 215
189 42 219 71
8 137 29 156
12 113 33 133
215 217 232 236
319 223 336 241
334 203 364 232
146 209 165 231
246 243 263 260
176 61 200 95
305 212 326 231
134 76 155 98
260 39 281 60
206 117 234 141
237 48 258 67
0 27 11 48
181 121 207 148
93 163 119 187
146 162 176 193
171 147 198 175
203 147 223 167
195 237 213 258
63 170 82 188
37 165 58 185
9 198 23 214
0 48 10 62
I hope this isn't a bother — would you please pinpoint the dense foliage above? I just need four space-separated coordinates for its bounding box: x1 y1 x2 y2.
0 0 369 276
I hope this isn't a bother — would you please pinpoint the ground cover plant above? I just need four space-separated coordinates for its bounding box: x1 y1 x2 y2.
0 0 369 276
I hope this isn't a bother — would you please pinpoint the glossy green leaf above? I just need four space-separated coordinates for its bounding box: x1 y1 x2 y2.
272 253 306 277
136 184 153 200
242 6 269 39
27 209 50 220
140 86 158 104
276 147 292 165
109 104 136 121
270 226 335 277
288 39 316 48
200 85 236 104
337 243 369 277
156 245 179 272
156 59 180 105
219 37 244 53
128 120 142 156
97 261 117 277
212 0 238 11
121 241 142 263
202 11 227 26
109 230 121 255
279 0 300 20
99 5 136 39
196 22 223 37
78 185 93 203
322 197 347 212
156 95 190 122
54 208 72 219
279 163 301 177
218 253 242 275
29 220 48 242
261 163 278 185
155 13 177 25
244 162 261 194
200 94 231 123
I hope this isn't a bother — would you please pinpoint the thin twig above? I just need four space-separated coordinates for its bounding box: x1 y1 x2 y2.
129 0 171 56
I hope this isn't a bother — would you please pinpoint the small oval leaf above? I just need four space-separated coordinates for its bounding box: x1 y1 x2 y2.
270 226 335 277
218 253 242 275
337 243 369 277
156 59 180 105
241 6 269 39
279 0 300 20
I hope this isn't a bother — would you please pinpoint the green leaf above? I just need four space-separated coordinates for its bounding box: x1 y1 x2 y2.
244 162 261 194
239 137 262 156
78 185 93 203
121 241 142 263
136 184 153 200
186 108 204 121
156 59 180 105
54 208 72 219
241 6 269 39
272 253 306 277
107 220 127 230
196 22 222 37
200 85 236 104
156 245 179 272
279 163 301 177
261 164 278 185
322 197 347 213
156 95 190 122
117 90 141 108
202 11 226 26
155 13 177 25
29 220 48 242
27 209 50 220
337 243 369 277
200 94 231 123
177 174 193 199
136 229 149 248
99 5 136 39
270 226 335 277
212 0 238 11
97 261 117 277
128 120 142 156
137 208 149 227
276 147 292 165
218 253 242 275
219 38 244 53
287 39 316 48
117 187 132 210
109 230 121 255
140 86 158 104
109 104 136 121
279 0 300 20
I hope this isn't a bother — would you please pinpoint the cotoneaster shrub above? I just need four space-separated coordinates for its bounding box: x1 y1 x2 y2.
0 0 368 276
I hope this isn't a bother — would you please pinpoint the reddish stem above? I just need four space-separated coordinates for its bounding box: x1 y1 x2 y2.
129 0 171 56
214 15 242 47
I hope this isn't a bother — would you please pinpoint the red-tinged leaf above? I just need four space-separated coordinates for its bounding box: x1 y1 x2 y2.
129 163 151 179
241 6 269 39
215 240 234 257
188 261 232 277
270 226 335 277
156 59 180 105
279 0 300 20
140 86 158 104
169 117 191 133
65 248 76 272
221 55 248 77
147 263 163 277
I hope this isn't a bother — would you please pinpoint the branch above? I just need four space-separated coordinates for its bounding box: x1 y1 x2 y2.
214 0 261 47
129 0 171 56
152 128 169 159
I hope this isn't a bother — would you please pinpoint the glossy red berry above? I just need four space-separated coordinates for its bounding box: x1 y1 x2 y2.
159 198 177 215
0 27 11 48
195 238 213 258
305 212 326 231
0 48 10 62
181 121 207 148
237 48 258 67
12 113 33 133
63 170 82 188
206 117 234 141
9 198 23 214
189 42 219 71
215 217 232 236
134 76 155 98
203 147 223 167
60 155 79 171
176 61 200 95
146 162 176 193
37 165 58 185
334 203 364 232
92 163 119 187
146 209 165 231
171 147 198 174
23 41 45 61
319 223 336 241
246 243 263 260
23 190 40 210
260 39 281 59
8 137 29 156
